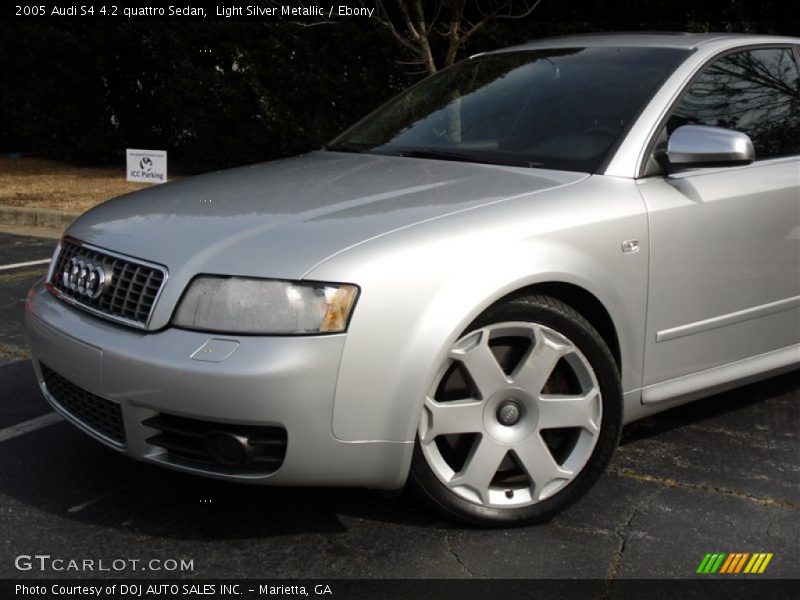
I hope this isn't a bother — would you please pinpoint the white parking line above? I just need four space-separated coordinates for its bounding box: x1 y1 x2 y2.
0 412 62 443
0 258 51 272
68 490 120 514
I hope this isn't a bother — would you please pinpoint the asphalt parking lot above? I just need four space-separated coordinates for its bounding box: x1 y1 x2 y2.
0 231 798 582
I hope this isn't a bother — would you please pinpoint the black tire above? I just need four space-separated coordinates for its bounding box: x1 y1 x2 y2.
410 294 622 527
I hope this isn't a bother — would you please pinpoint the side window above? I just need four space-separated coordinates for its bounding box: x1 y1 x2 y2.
667 47 800 159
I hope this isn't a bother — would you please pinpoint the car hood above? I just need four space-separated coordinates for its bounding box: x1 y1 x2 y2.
68 151 587 280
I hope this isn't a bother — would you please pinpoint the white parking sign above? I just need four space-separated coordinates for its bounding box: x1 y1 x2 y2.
126 149 167 183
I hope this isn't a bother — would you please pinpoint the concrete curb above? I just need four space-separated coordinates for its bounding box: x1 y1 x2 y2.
0 205 79 231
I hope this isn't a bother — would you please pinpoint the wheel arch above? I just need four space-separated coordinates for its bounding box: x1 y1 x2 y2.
485 281 622 372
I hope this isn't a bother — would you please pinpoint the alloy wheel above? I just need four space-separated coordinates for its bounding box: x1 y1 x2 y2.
418 322 602 509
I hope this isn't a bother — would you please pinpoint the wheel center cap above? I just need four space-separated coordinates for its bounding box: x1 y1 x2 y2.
497 401 522 426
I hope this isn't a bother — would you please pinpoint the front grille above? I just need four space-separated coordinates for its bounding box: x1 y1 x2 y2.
40 363 125 445
143 414 287 473
50 238 166 328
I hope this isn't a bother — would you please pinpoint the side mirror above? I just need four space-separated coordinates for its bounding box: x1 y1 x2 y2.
666 124 755 170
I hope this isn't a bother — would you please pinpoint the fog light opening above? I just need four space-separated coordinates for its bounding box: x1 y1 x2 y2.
204 431 257 467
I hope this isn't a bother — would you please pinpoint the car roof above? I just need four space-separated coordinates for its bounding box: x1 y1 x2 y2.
485 32 799 53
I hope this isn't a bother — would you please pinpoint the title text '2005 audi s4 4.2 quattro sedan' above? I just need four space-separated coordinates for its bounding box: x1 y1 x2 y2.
26 33 800 526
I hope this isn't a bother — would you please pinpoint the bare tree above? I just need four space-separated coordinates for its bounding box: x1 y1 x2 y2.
372 1 542 75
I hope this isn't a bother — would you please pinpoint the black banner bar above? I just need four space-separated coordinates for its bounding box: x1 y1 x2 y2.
4 579 800 600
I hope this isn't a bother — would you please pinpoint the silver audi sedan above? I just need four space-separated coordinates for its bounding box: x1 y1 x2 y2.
25 33 800 526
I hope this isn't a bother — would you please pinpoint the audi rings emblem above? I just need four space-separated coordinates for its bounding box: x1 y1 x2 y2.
62 257 108 299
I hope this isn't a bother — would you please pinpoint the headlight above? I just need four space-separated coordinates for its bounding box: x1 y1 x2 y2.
172 276 358 334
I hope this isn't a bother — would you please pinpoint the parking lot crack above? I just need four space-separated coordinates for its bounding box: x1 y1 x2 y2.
602 493 653 599
551 522 614 537
0 344 30 361
444 530 478 578
765 515 775 538
608 467 800 513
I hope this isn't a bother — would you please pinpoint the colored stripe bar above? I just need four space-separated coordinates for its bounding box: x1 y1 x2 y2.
710 553 726 574
744 554 760 574
734 553 749 573
758 554 773 573
719 554 736 574
721 553 739 574
698 552 773 575
697 554 713 574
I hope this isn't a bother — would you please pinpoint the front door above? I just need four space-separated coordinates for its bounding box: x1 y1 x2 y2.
638 46 800 390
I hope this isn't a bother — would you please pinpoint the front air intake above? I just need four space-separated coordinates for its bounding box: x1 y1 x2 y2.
40 363 126 445
143 413 287 474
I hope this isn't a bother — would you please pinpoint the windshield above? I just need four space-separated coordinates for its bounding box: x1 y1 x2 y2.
329 46 688 172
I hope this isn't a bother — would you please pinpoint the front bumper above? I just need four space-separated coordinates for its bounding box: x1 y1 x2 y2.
25 281 411 489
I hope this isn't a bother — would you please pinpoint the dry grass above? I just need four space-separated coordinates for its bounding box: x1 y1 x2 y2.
0 156 161 213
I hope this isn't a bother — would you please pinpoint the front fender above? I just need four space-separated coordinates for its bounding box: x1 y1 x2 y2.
307 175 649 443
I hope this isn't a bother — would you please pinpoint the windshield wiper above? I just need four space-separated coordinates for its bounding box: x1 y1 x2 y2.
376 147 536 168
325 142 369 154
